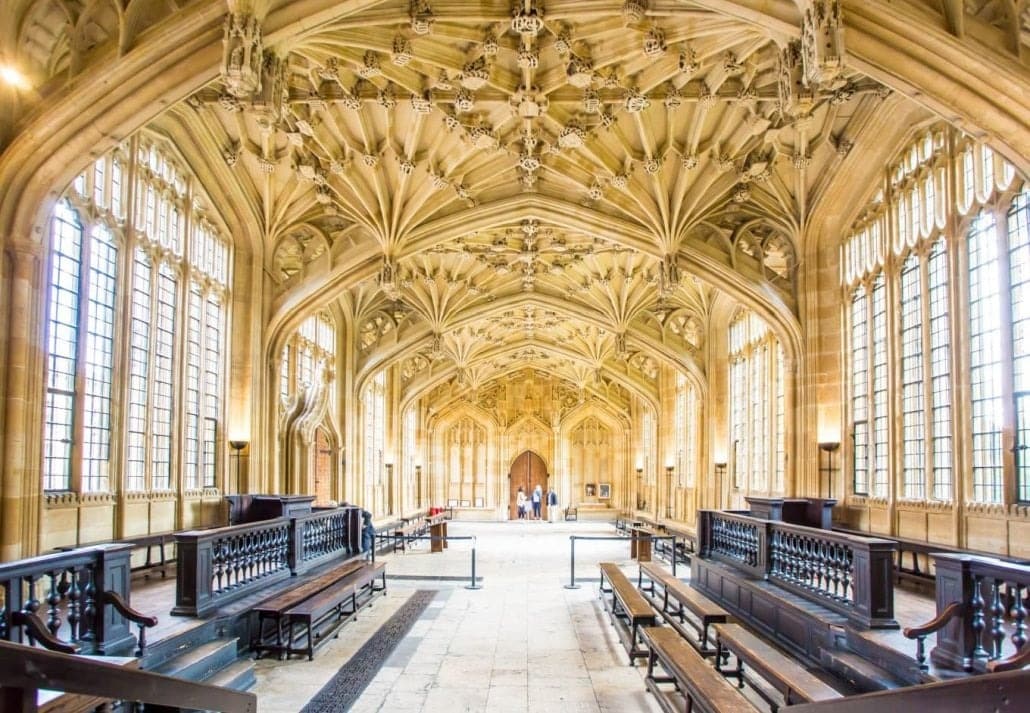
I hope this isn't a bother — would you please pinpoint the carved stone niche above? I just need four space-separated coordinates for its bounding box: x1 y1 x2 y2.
221 13 262 98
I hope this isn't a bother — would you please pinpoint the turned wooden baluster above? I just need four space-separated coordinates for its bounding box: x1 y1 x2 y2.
991 578 1006 660
1011 583 1027 655
45 570 62 637
970 573 988 661
66 566 81 642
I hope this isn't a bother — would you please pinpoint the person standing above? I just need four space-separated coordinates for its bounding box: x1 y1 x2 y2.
532 484 542 520
516 487 527 520
547 488 559 523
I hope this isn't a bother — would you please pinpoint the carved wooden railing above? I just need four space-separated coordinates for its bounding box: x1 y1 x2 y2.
174 505 361 617
0 544 149 656
698 509 897 629
0 639 255 713
787 667 1030 712
700 510 767 578
908 553 1030 672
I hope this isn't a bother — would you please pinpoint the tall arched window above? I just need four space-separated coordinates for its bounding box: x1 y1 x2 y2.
842 127 1026 505
43 137 230 494
728 310 784 494
674 373 698 488
278 312 336 412
363 371 387 509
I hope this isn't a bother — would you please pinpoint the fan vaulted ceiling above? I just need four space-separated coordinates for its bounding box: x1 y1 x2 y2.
9 0 950 407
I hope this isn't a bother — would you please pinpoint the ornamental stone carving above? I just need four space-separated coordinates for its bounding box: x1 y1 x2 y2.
221 13 262 98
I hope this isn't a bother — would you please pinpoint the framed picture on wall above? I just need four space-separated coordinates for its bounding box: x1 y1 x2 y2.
584 483 597 498
460 499 471 507
474 497 484 507
599 483 611 499
447 498 459 507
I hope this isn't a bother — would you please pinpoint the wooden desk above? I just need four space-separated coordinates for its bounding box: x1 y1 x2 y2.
630 526 652 562
429 515 448 552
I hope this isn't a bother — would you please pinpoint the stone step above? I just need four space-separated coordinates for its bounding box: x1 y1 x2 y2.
203 659 256 692
822 650 907 693
139 619 221 671
152 638 239 683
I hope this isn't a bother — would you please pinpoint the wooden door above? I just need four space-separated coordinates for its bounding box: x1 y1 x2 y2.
509 450 549 520
313 427 332 505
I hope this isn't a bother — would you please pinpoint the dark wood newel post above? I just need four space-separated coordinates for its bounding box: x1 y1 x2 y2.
930 554 977 670
850 539 897 628
172 531 213 617
93 544 136 654
697 510 712 557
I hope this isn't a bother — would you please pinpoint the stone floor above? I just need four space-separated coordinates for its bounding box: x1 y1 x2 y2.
251 519 664 713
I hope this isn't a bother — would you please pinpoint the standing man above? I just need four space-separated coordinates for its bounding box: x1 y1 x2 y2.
547 488 559 523
532 484 542 520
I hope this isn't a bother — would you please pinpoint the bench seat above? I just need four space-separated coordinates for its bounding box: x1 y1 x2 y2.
638 561 730 655
285 562 387 660
641 626 758 713
714 622 844 710
599 562 656 663
252 559 365 659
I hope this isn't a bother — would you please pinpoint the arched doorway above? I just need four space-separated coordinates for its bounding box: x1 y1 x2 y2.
313 427 333 505
509 451 549 520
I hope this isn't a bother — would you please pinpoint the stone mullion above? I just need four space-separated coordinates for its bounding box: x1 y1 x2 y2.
919 243 935 502
994 200 1018 506
67 210 95 497
948 194 974 525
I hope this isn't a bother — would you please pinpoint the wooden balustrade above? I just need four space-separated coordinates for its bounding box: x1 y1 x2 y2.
920 553 1030 672
698 510 897 629
173 506 361 617
0 544 138 656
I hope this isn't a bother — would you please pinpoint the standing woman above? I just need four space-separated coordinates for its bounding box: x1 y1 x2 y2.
516 487 527 520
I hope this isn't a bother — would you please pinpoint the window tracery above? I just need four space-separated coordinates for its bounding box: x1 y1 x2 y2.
728 310 784 494
44 137 230 493
842 126 1027 504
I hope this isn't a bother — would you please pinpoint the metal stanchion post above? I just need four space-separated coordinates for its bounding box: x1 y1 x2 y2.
564 536 580 589
671 536 677 577
465 536 481 590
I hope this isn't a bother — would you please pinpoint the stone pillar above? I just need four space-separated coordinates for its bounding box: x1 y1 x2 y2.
1 246 43 560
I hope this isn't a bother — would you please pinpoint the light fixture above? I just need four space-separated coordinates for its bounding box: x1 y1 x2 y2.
664 464 674 519
0 65 28 89
229 440 248 493
818 442 840 498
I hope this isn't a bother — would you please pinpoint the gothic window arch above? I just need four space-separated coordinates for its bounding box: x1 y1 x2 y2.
674 373 699 488
279 311 335 413
728 309 784 495
842 126 1028 504
43 137 230 494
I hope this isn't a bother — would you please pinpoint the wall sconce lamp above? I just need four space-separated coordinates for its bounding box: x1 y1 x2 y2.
713 461 727 507
818 442 840 498
664 465 674 518
229 440 248 494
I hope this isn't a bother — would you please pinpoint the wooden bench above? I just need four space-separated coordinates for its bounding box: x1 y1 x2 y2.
252 559 365 659
641 626 758 713
285 561 387 660
599 562 657 663
390 521 418 552
564 506 578 521
630 525 656 561
714 623 844 711
638 561 730 656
